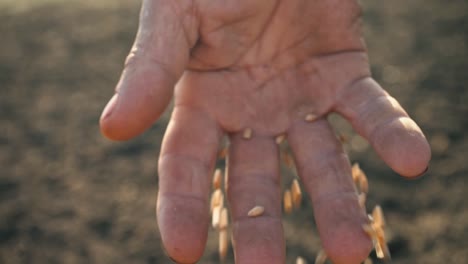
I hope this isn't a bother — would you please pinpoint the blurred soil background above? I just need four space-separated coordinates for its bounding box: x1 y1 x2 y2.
0 0 466 263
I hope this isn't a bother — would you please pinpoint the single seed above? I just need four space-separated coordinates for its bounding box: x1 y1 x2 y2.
224 165 229 192
374 231 391 260
314 249 327 264
376 235 390 259
247 206 265 217
305 113 318 122
358 193 367 209
210 189 224 212
375 240 385 259
212 206 222 229
363 220 391 261
291 179 302 209
358 172 369 194
296 256 307 264
275 134 286 144
219 207 228 230
283 190 293 214
243 128 252 139
372 205 385 228
219 229 229 260
351 163 361 184
352 163 369 194
213 169 222 190
380 240 391 260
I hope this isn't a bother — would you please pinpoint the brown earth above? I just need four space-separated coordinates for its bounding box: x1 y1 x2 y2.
0 1 467 263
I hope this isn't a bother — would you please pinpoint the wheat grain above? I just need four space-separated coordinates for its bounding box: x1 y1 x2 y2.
358 193 367 209
243 128 252 139
275 134 286 144
212 206 222 229
213 169 222 190
305 113 318 122
291 179 302 209
247 206 265 217
283 190 293 214
210 189 224 212
219 229 229 260
296 256 307 264
219 207 228 230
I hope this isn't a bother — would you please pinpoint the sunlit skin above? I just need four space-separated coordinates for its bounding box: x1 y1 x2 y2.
100 0 431 263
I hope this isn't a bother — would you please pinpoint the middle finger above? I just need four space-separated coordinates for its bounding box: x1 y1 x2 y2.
227 133 285 264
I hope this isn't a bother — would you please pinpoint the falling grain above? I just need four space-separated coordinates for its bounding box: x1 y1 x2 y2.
363 206 391 261
375 240 385 259
219 207 229 230
283 190 293 214
213 169 223 190
358 193 367 209
358 171 369 194
351 163 369 194
380 239 391 260
210 189 224 212
351 163 361 184
247 206 265 217
213 169 222 190
291 179 302 209
212 206 222 229
296 256 307 264
219 229 229 260
372 205 385 228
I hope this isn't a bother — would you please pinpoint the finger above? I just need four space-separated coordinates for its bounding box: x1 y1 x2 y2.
227 135 285 264
100 0 198 140
288 119 372 264
157 106 222 263
335 77 431 177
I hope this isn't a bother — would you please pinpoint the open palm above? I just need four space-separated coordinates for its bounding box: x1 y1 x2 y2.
100 0 431 263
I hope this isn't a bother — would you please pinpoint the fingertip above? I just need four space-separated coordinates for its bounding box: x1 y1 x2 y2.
322 223 373 264
99 73 174 141
313 194 373 264
99 94 135 141
99 94 127 141
157 196 209 264
373 117 431 178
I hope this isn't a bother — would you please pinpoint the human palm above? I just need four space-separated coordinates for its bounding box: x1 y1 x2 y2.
100 0 431 263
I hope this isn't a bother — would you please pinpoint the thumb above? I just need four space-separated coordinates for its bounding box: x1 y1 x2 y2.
100 0 198 141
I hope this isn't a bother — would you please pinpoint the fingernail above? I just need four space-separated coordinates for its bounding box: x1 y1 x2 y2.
409 166 429 180
101 93 118 120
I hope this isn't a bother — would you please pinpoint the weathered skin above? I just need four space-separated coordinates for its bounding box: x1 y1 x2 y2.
100 1 431 263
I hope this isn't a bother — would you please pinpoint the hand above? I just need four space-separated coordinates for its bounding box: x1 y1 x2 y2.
100 0 431 263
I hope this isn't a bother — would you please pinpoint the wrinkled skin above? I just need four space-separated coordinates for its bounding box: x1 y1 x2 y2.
100 0 431 263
